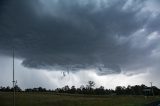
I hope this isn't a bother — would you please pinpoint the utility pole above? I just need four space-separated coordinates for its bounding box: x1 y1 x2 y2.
12 47 15 106
150 82 154 96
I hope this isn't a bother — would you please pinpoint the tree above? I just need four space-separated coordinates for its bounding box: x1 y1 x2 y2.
87 81 95 89
80 85 85 90
14 85 22 92
86 81 96 95
95 86 105 95
62 85 70 93
70 86 76 94
115 86 123 95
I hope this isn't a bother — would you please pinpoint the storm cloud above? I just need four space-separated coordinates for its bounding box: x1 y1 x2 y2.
0 0 160 75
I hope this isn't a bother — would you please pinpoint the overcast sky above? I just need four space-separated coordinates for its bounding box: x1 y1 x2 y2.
0 0 160 89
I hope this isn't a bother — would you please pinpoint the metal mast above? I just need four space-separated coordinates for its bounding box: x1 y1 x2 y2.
13 47 15 106
150 82 154 96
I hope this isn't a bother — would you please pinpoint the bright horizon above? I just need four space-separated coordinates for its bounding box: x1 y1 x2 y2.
0 55 158 90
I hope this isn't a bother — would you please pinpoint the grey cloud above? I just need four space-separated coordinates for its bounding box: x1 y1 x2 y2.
145 14 160 32
0 0 160 75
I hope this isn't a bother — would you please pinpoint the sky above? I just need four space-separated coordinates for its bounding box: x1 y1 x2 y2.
0 0 160 90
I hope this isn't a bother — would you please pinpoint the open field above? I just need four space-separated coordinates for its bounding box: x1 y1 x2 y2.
0 92 160 106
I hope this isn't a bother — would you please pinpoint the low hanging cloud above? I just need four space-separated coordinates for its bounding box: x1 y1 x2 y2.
0 0 160 75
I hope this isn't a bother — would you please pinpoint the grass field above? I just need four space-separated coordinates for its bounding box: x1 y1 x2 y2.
0 92 160 106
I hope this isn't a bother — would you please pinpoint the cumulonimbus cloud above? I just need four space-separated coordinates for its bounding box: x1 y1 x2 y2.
0 0 160 75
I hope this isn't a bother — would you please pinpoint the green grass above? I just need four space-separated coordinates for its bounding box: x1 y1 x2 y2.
0 92 159 106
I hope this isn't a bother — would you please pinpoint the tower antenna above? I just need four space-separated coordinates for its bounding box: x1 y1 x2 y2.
150 82 154 96
12 47 15 106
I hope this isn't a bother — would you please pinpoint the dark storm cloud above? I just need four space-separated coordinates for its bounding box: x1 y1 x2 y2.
0 0 160 74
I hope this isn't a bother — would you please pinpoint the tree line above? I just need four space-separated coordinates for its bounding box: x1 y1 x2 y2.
1 81 160 96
